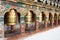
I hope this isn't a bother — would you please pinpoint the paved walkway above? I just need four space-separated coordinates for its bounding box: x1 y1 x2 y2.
7 26 60 40
24 26 60 40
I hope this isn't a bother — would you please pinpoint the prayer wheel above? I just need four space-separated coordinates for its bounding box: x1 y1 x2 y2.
5 8 18 32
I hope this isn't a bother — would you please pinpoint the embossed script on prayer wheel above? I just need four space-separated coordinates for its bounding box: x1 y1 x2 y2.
6 9 18 26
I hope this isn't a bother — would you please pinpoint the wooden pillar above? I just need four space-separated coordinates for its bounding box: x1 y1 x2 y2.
20 23 25 33
51 19 53 27
56 16 58 26
44 17 47 28
50 15 53 27
36 21 39 31
44 20 47 28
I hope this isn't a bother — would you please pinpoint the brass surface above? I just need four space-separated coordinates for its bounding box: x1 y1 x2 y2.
25 11 32 24
6 9 18 26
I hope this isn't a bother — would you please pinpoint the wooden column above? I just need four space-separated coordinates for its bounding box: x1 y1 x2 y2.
36 21 39 31
44 20 47 28
51 19 53 27
50 16 53 27
20 23 25 33
44 17 47 28
56 16 58 26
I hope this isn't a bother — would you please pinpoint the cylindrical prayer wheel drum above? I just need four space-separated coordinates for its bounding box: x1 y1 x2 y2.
6 9 18 26
5 8 18 32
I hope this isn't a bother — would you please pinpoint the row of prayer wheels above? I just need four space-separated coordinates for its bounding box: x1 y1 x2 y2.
4 8 60 34
4 8 36 33
4 8 19 32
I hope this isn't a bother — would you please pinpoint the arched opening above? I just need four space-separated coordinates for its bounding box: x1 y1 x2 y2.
4 9 20 35
58 14 60 25
48 13 52 27
54 13 57 25
39 12 46 29
24 10 36 32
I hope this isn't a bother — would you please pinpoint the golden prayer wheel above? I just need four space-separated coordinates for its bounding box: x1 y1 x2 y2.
25 11 32 24
24 11 32 31
6 9 18 26
25 10 36 31
4 8 18 32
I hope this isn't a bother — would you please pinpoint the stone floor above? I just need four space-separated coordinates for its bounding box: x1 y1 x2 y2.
6 25 60 40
